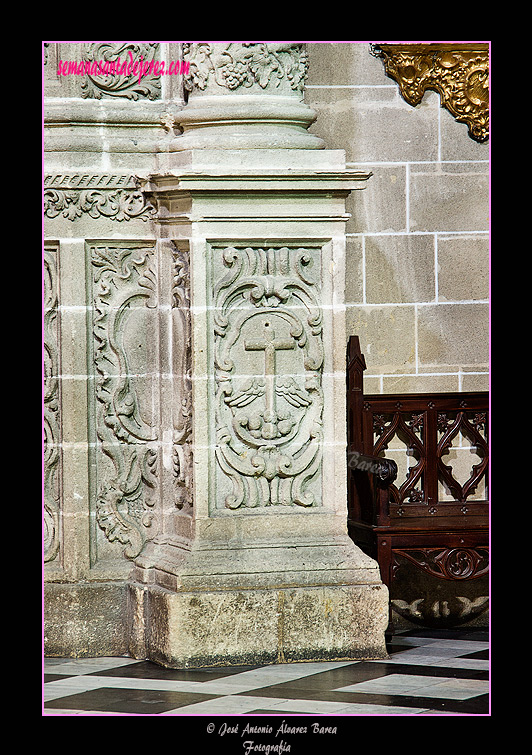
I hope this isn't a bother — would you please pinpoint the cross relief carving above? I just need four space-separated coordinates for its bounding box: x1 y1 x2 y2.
213 246 324 510
245 321 296 423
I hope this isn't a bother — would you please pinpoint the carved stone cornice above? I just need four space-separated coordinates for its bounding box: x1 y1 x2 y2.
371 43 489 143
43 174 157 222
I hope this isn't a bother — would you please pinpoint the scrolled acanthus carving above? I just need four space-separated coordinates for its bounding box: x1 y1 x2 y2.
44 174 157 223
90 244 159 559
43 246 61 563
80 42 161 100
371 43 489 143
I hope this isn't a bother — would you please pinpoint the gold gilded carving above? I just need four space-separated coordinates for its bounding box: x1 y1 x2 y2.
371 43 489 143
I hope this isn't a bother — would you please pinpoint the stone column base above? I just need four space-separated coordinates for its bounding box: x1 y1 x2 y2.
128 580 389 669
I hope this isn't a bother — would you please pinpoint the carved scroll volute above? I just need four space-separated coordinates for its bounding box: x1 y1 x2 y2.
90 244 159 559
394 547 489 581
43 174 157 223
44 246 61 563
371 43 489 143
80 42 162 100
171 243 193 510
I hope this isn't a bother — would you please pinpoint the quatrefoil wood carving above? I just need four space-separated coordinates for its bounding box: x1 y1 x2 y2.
371 43 489 143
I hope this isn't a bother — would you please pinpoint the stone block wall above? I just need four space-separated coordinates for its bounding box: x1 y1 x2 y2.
305 43 489 394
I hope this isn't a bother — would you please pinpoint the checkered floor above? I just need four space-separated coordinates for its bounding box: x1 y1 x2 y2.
43 628 489 719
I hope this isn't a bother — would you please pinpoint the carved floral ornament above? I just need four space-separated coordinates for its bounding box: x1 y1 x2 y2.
371 43 489 142
182 42 309 93
43 174 157 222
89 242 192 559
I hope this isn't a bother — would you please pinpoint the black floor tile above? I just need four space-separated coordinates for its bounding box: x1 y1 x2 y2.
416 694 490 715
246 709 323 716
397 628 489 642
461 649 489 660
240 661 487 702
44 673 75 683
44 688 221 715
246 684 488 714
235 659 488 715
86 660 261 681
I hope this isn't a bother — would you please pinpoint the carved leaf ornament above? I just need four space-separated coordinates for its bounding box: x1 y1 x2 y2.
80 42 161 100
91 245 158 559
43 175 157 223
393 547 489 581
183 42 308 93
371 43 489 143
43 248 61 563
44 188 156 223
88 243 192 557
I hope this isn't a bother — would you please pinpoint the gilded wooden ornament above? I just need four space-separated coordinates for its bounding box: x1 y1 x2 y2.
372 43 489 143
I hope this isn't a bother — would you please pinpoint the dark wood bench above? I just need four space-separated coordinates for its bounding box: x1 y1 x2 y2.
346 336 489 634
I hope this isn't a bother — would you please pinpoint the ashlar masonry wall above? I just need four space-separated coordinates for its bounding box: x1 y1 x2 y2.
305 43 489 395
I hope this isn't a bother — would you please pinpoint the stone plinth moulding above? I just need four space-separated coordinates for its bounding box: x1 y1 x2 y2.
371 42 489 143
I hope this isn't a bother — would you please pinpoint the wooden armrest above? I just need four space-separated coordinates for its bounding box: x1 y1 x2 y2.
347 451 397 487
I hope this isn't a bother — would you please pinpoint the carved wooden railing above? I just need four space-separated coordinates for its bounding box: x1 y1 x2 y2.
360 391 489 524
346 335 489 631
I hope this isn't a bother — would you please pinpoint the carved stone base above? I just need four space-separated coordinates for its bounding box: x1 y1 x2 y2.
169 95 324 150
44 582 129 657
128 511 389 667
122 145 389 668
128 579 389 669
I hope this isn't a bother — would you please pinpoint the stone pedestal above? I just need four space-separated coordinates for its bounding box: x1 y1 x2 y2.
43 42 389 665
127 43 389 667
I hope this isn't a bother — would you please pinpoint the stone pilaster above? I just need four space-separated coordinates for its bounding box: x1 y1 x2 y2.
128 43 389 667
